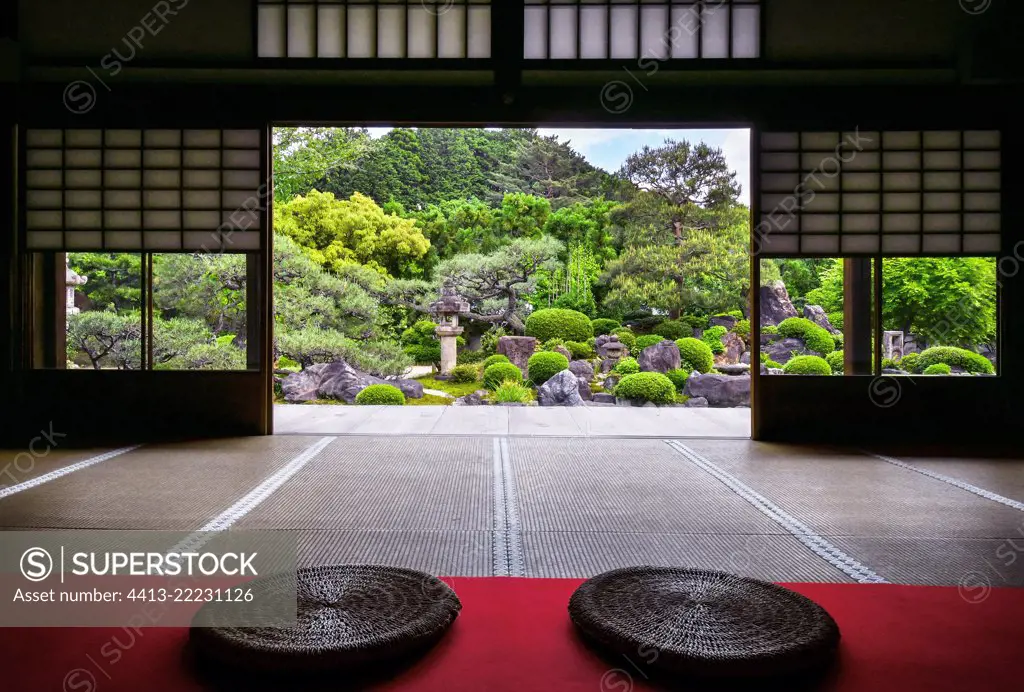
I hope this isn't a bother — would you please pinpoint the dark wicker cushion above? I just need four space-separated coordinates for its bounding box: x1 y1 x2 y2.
190 565 462 673
568 567 840 678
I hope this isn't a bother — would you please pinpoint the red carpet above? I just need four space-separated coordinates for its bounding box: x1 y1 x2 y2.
4 580 1021 691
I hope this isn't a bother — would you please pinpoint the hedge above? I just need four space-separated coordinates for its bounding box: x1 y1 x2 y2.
457 349 487 364
666 369 690 392
825 350 844 374
482 354 511 369
635 334 664 351
782 355 832 375
613 357 640 375
525 308 593 343
613 328 637 353
355 384 406 405
483 362 523 390
898 352 921 373
653 319 688 340
777 317 835 355
527 351 570 385
916 346 994 374
614 372 677 405
762 325 779 335
564 340 594 360
702 325 727 354
449 364 479 384
676 338 715 374
923 363 952 375
827 311 844 331
590 318 621 336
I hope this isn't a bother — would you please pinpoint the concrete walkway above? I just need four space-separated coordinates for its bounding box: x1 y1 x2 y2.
273 404 750 437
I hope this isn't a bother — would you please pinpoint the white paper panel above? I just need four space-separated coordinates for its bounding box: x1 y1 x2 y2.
27 150 62 168
144 130 181 147
609 6 637 59
924 151 960 169
377 6 405 58
883 131 921 149
964 192 1000 211
223 170 261 189
144 190 180 208
963 171 1000 190
346 6 375 58
964 151 1000 170
764 235 799 253
670 5 699 58
258 5 286 57
468 6 491 58
66 130 102 147
105 170 141 188
883 214 920 232
106 150 142 167
65 149 102 167
184 211 220 228
843 214 880 233
884 151 921 169
524 7 548 58
761 132 799 151
701 4 728 58
922 234 961 253
104 190 141 209
144 211 181 229
580 6 608 58
843 194 880 212
923 214 959 232
105 231 142 249
842 173 880 191
287 6 316 57
801 215 840 232
144 150 181 168
762 172 799 192
640 6 669 60
732 5 759 58
27 190 63 208
184 170 220 188
802 235 840 254
841 235 879 253
882 235 920 253
962 234 1000 253
964 213 1000 232
65 170 101 188
65 231 104 249
66 211 102 228
143 232 183 250
105 130 141 147
27 211 62 229
550 7 578 59
964 131 1000 149
185 190 221 208
27 231 64 249
438 6 466 58
316 6 345 57
924 131 960 149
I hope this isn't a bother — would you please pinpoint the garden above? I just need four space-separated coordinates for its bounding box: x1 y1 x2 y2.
63 128 998 409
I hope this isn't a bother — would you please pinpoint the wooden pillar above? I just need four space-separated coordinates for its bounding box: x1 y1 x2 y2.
844 258 873 375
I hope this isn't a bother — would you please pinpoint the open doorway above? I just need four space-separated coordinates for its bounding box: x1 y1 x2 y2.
271 126 753 437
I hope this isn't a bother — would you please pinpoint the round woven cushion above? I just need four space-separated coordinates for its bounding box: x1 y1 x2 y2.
190 565 462 673
568 567 840 678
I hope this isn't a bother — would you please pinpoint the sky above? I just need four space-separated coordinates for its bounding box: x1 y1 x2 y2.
365 127 751 206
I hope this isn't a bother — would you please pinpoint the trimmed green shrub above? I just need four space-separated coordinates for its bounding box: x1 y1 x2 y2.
827 311 844 331
613 357 640 375
881 357 898 370
762 354 783 369
762 325 779 335
482 354 511 369
636 334 664 351
614 372 676 405
457 349 487 365
590 318 621 336
783 355 832 375
565 340 594 360
492 379 533 403
629 315 664 332
732 319 750 343
542 337 566 351
898 352 921 373
666 368 690 392
612 328 637 353
449 364 479 384
355 384 406 405
525 308 593 343
832 332 844 349
527 351 570 385
917 346 994 375
676 338 715 374
653 319 688 340
716 310 744 319
702 325 727 354
923 363 952 375
483 362 523 390
825 350 844 374
777 317 835 355
683 314 709 331
400 320 441 365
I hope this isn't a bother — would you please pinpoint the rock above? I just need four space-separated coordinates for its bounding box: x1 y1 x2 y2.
592 393 616 404
497 336 538 372
760 332 782 346
804 304 840 334
638 340 681 374
615 397 633 407
280 363 327 403
683 373 751 407
603 375 619 390
716 363 750 376
388 378 424 399
553 345 572 360
763 337 810 365
768 367 785 375
601 358 620 374
316 362 381 403
641 401 657 408
537 370 584 407
709 315 739 329
741 351 751 364
882 368 908 375
595 334 627 359
760 280 798 327
716 332 745 365
882 330 904 360
453 390 487 406
683 396 709 408
569 359 595 381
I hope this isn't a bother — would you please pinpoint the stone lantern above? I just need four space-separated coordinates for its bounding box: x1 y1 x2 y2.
65 256 87 315
429 283 470 377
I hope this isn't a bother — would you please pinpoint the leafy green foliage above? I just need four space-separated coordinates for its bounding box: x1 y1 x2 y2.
400 320 441 366
564 340 594 360
614 372 677 405
355 384 406 405
653 320 688 340
613 357 640 375
66 310 142 369
68 253 141 312
613 328 637 353
923 363 952 375
457 349 488 364
898 352 921 374
761 354 783 369
762 325 778 336
825 350 844 375
731 319 750 343
827 311 844 331
591 318 621 336
635 334 664 351
676 338 714 373
666 369 690 392
483 362 523 390
917 347 994 375
783 355 832 375
276 328 410 375
483 354 511 369
449 364 480 384
881 357 898 370
491 379 534 403
527 351 570 385
702 325 727 354
525 308 594 342
832 332 844 349
777 318 835 355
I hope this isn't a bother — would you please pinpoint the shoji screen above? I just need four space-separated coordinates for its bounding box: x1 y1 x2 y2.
523 0 760 60
258 0 492 58
758 130 1001 256
23 129 264 252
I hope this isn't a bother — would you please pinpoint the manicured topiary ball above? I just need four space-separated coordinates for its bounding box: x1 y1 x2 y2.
923 363 952 375
355 384 406 405
525 308 594 343
483 362 523 390
676 338 714 374
482 354 511 370
614 372 677 405
590 318 621 337
782 355 832 375
527 351 570 385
